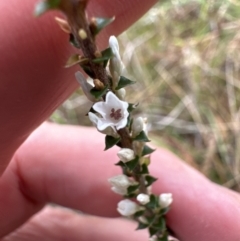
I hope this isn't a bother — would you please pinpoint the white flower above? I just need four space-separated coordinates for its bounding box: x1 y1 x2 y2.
108 175 136 195
88 112 119 138
75 71 97 102
117 199 139 216
92 92 129 131
159 193 173 208
137 193 150 205
132 117 144 137
117 148 135 163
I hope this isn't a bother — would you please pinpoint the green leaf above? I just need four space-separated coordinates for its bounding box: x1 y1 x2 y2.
115 161 125 167
133 131 150 142
115 76 136 90
65 54 88 68
152 217 166 231
127 184 140 194
142 145 155 156
69 34 81 49
125 156 139 171
149 226 159 237
105 135 121 150
159 207 170 215
90 86 108 99
34 0 61 16
93 47 114 66
145 175 158 187
139 164 149 174
133 210 145 218
92 17 115 35
146 194 159 209
159 232 169 241
128 103 138 113
136 222 149 230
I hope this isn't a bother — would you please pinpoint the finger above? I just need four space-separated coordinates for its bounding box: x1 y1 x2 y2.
0 0 156 173
2 205 149 241
1 123 240 240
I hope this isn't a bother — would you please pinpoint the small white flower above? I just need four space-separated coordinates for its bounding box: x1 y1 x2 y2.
75 71 97 102
117 148 135 163
137 193 150 205
92 92 129 131
117 199 139 216
108 175 136 195
88 112 119 138
132 117 144 137
159 193 173 208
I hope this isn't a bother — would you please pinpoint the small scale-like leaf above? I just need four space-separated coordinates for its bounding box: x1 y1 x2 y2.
128 103 138 113
152 217 166 231
159 207 170 215
34 0 61 16
69 34 81 49
90 85 108 99
149 227 159 237
65 54 88 68
127 184 140 194
133 210 145 218
146 194 158 209
92 17 115 35
93 47 114 65
145 175 158 187
142 145 155 156
115 76 136 90
136 222 149 230
159 232 169 241
139 164 149 174
125 156 139 171
105 135 121 150
115 161 125 167
133 131 150 142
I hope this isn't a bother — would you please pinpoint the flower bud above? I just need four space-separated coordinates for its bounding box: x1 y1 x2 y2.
75 72 97 102
117 148 135 163
137 193 150 205
132 117 144 137
108 175 135 195
159 193 173 208
116 88 126 100
117 199 139 216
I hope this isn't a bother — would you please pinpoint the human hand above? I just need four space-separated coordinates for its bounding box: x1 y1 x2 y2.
1 1 240 241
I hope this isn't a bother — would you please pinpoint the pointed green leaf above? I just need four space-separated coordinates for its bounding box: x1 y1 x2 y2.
90 85 108 99
152 216 166 230
93 47 114 65
69 34 81 49
136 222 149 230
159 207 170 215
149 227 159 237
115 161 125 167
159 232 169 241
115 76 136 90
34 0 61 16
142 145 155 156
139 164 149 174
146 194 159 209
145 175 158 187
105 135 121 150
92 17 115 35
125 156 139 171
133 210 145 218
127 184 140 194
133 131 150 142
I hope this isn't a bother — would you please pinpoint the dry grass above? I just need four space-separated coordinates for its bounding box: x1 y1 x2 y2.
51 0 240 191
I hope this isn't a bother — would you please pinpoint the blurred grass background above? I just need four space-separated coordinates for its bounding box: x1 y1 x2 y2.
51 0 240 192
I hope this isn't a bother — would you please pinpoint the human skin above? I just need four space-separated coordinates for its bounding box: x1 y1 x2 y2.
0 1 240 241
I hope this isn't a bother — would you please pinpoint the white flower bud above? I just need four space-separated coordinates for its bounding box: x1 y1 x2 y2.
117 148 135 163
159 193 173 208
117 199 139 216
116 88 126 100
108 175 135 195
75 72 97 102
132 117 144 137
137 193 150 205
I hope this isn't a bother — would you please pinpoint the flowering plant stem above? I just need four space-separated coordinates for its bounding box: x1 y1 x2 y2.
35 0 174 240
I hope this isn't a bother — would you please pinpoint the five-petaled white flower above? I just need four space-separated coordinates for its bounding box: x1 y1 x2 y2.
117 199 139 216
91 91 129 131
